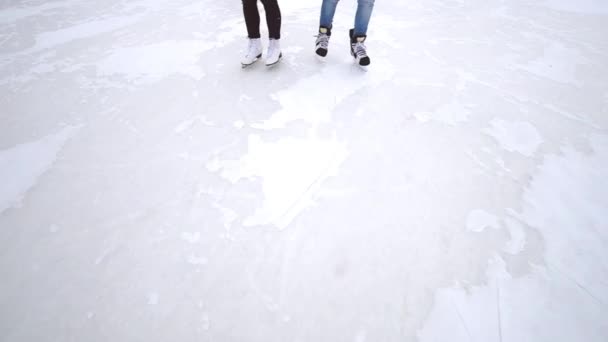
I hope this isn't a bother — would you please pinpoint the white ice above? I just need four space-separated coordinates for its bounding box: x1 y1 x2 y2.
1 0 607 341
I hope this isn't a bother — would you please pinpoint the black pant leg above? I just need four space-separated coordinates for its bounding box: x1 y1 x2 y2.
242 0 261 38
260 0 281 39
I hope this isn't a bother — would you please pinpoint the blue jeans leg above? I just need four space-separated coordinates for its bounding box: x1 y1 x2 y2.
354 0 375 36
320 0 340 29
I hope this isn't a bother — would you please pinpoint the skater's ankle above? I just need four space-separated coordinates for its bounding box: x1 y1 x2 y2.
319 26 332 36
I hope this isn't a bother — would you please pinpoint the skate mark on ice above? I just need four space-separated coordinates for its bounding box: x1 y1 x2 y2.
451 298 473 342
547 263 607 307
496 281 503 342
272 149 345 229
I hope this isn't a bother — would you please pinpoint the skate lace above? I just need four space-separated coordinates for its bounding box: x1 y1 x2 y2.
354 42 367 58
315 33 329 49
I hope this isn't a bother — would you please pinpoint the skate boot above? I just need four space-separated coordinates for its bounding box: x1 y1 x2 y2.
265 38 282 66
241 38 263 67
349 28 371 67
315 26 331 58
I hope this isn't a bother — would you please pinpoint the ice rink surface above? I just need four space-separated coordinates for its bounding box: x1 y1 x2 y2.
1 0 607 341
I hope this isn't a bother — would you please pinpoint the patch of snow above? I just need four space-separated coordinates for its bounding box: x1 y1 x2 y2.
147 292 159 305
503 217 526 255
212 134 348 229
484 119 543 157
0 126 79 214
233 120 245 129
420 135 608 342
415 102 470 126
252 60 393 129
187 255 208 266
0 1 73 24
181 232 201 244
49 224 60 233
466 209 500 233
201 312 210 330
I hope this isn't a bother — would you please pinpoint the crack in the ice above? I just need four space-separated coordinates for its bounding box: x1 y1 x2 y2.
497 279 503 342
451 297 473 342
273 150 342 228
548 263 607 308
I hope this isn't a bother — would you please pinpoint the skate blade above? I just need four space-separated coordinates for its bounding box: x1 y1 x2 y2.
241 54 262 68
265 53 283 67
354 60 369 72
241 60 258 68
353 56 370 71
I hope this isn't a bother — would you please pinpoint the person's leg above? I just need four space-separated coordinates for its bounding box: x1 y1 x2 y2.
260 0 281 39
241 0 263 66
260 0 282 65
319 0 340 30
353 0 374 36
349 0 374 67
242 0 261 39
315 0 339 58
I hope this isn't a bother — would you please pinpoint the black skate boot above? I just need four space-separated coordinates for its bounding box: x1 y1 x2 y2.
349 28 371 67
315 26 331 58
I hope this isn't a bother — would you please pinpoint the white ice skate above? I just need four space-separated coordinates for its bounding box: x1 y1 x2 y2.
265 39 282 67
241 38 263 68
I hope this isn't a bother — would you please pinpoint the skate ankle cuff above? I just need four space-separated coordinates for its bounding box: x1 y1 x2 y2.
319 26 332 36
